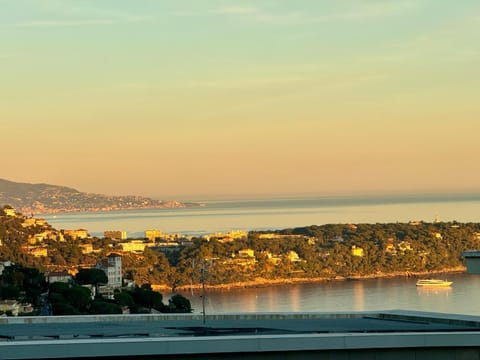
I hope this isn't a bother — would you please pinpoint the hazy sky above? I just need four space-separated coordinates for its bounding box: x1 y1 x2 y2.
2 0 479 199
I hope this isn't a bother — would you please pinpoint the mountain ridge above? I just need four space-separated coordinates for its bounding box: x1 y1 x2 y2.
0 178 197 214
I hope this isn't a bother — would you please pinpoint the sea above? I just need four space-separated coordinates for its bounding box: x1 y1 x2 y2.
42 193 480 316
181 272 480 316
42 193 480 238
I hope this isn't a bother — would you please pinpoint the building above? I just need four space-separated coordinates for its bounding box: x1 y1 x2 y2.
384 243 396 255
21 218 47 228
21 218 36 227
0 300 31 316
26 246 48 257
351 245 364 257
79 243 94 254
63 229 89 240
104 230 127 240
3 207 16 217
46 231 65 242
398 241 413 252
119 240 155 253
96 253 122 289
286 251 301 262
204 230 248 242
228 249 256 266
463 250 480 274
0 300 20 316
47 270 72 284
238 249 255 258
258 233 303 240
145 229 162 242
3 312 480 359
33 231 51 243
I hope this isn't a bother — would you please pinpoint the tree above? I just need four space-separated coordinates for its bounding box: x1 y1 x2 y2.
168 294 192 313
49 281 70 293
75 268 108 286
114 291 135 308
66 285 91 312
90 300 122 314
132 285 164 312
48 282 92 315
52 302 78 315
0 264 47 305
0 284 20 300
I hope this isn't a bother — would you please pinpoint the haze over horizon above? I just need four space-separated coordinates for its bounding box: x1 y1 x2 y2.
2 1 479 199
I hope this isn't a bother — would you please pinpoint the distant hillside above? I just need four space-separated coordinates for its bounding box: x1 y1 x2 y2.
0 178 197 214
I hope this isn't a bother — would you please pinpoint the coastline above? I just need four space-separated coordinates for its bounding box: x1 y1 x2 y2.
33 202 200 215
156 266 466 292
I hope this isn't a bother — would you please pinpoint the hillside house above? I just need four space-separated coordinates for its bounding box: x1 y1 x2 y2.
119 240 154 253
24 246 48 257
351 245 364 257
79 243 94 254
63 229 89 240
3 208 17 217
286 251 301 262
398 241 413 252
47 270 72 284
238 249 255 258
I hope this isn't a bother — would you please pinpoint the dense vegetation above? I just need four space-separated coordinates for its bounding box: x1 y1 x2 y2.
156 221 480 288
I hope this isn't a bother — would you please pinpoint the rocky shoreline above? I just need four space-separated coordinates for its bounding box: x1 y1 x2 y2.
157 266 466 292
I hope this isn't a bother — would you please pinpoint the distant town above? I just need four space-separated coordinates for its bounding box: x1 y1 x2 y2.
0 178 201 214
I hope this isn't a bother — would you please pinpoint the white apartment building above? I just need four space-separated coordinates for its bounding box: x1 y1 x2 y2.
96 253 122 289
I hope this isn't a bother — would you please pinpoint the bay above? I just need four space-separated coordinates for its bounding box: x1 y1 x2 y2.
42 193 480 238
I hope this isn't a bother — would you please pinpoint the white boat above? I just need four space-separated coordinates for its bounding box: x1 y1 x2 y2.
416 279 453 287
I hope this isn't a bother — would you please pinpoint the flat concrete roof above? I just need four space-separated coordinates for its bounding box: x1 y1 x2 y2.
1 310 480 341
2 311 480 359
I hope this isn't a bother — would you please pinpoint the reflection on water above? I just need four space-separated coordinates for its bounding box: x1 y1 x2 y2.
416 287 452 297
177 273 480 316
353 282 364 311
291 286 301 312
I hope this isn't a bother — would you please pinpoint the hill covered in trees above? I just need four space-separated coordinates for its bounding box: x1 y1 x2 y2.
0 178 198 214
164 222 478 289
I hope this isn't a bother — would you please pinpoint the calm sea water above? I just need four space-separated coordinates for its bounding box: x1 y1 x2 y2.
42 194 480 315
42 193 480 238
181 272 480 316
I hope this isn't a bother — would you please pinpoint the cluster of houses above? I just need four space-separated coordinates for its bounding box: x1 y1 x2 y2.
209 248 303 267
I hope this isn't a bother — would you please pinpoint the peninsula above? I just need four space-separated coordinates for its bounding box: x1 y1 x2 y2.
0 178 199 214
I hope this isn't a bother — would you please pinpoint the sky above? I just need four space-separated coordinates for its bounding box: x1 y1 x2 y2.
1 0 479 200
